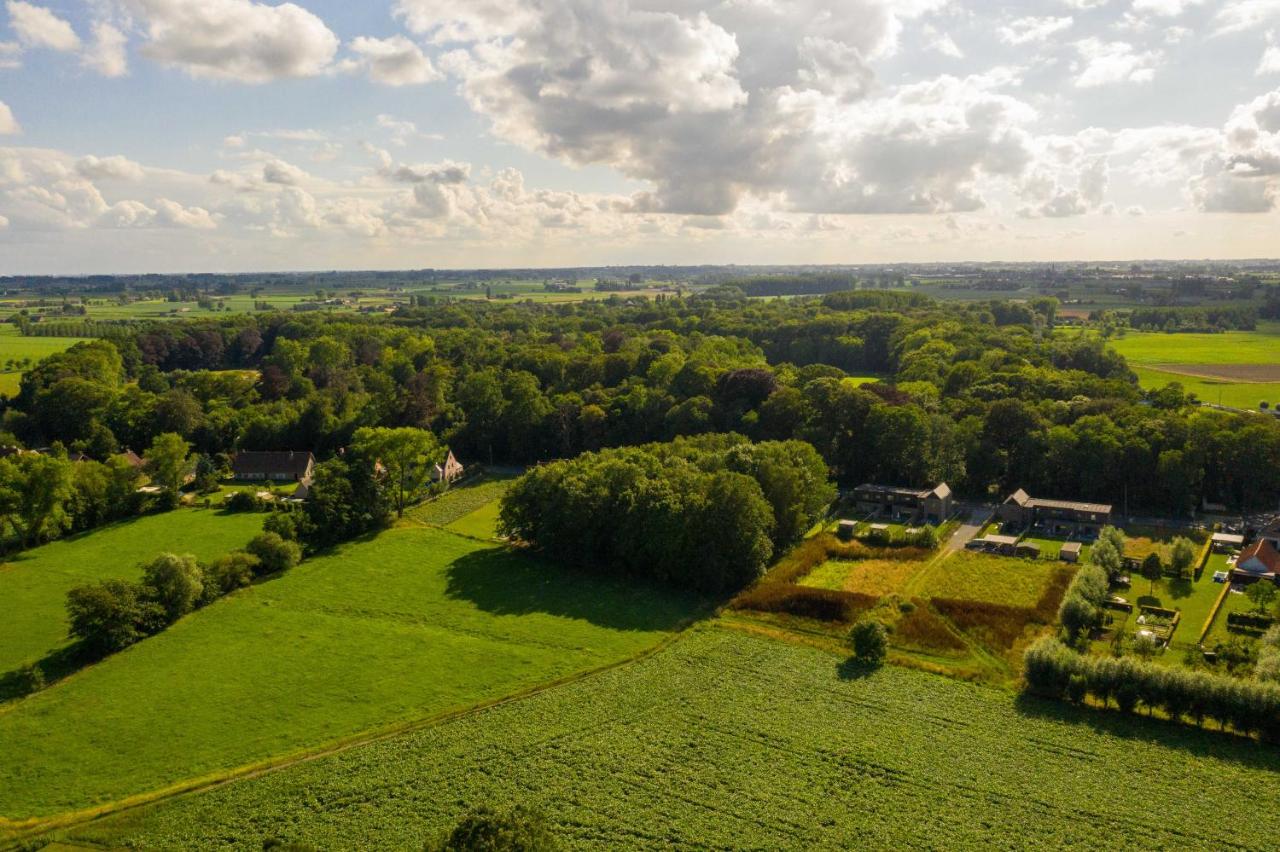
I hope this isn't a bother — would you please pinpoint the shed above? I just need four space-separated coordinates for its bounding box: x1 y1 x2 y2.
1060 542 1082 563
837 520 857 541
1212 532 1245 552
1015 542 1042 559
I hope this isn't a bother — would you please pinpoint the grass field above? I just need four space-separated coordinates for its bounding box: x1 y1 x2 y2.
0 509 265 676
0 526 699 821
0 326 86 396
919 552 1067 607
1107 326 1280 409
53 628 1280 851
406 473 518 529
445 500 504 539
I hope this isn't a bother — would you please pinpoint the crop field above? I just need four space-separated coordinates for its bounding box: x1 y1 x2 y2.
53 628 1280 851
0 526 699 821
800 557 927 596
0 508 265 676
1108 327 1280 410
919 552 1069 608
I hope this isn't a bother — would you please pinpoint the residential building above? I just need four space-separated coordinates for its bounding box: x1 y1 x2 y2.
998 489 1112 536
851 482 952 524
433 450 465 483
232 450 315 483
1235 540 1280 581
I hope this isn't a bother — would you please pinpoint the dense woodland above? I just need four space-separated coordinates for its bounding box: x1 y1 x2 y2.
3 290 1279 529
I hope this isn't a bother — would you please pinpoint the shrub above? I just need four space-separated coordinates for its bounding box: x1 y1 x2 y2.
202 551 260 599
11 663 45 696
225 491 265 512
733 584 873 622
435 805 560 852
246 532 302 576
849 619 888 666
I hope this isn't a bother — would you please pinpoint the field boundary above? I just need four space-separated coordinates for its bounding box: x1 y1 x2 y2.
1197 581 1233 645
0 621 706 848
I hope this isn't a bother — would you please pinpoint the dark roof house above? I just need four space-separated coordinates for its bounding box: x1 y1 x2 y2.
232 451 316 482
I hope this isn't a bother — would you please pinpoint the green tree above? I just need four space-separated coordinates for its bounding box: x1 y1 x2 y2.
246 532 302 576
1247 581 1277 614
436 805 560 852
1169 537 1197 578
66 579 162 656
145 432 192 495
1141 553 1164 595
849 619 888 667
352 426 444 517
9 454 75 548
140 552 204 622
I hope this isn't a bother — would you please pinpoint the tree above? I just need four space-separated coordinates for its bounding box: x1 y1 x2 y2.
1141 553 1164 595
66 579 162 656
1089 530 1125 582
1169 537 1197 579
140 552 204 622
849 619 888 667
1247 581 1277 614
9 453 75 548
1132 632 1160 660
145 432 192 495
245 532 302 576
202 552 259 599
351 426 443 517
436 805 560 852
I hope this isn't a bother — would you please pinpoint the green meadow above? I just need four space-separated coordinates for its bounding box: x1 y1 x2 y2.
57 628 1280 851
0 525 699 821
0 509 264 676
1107 325 1280 409
0 326 86 396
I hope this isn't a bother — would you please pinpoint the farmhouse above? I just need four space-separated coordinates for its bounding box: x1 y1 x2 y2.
433 450 465 483
998 489 1112 536
1234 540 1280 582
851 482 952 524
232 450 315 483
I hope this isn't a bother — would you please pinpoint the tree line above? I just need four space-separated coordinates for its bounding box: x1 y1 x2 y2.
498 435 834 592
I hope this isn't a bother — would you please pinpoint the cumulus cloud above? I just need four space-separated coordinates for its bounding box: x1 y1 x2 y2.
83 22 128 77
0 101 18 135
1262 32 1280 75
155 198 217 228
345 35 440 86
76 154 145 180
127 0 338 83
1074 38 1161 87
0 40 22 68
262 158 308 185
998 16 1073 46
6 1 79 52
1131 0 1203 16
1215 0 1280 35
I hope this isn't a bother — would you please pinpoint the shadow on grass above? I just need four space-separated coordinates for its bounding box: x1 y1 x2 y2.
836 657 880 681
1013 692 1280 770
0 641 99 703
443 548 709 633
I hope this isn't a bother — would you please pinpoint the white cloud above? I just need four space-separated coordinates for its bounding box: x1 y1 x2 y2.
82 22 128 77
1215 0 1280 35
127 0 339 83
1074 38 1161 87
262 158 308 185
998 16 1073 46
1262 32 1280 75
155 198 217 228
345 35 440 86
76 154 144 180
0 40 21 68
0 101 17 135
1130 0 1203 16
6 1 79 52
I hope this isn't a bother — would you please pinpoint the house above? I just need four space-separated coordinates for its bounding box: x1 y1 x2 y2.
998 489 1112 536
433 450 464 483
1060 542 1082 563
287 480 311 503
118 449 145 469
1234 540 1280 582
231 450 315 483
851 482 952 524
1257 519 1280 551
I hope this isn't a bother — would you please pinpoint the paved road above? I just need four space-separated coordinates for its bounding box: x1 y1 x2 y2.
943 504 993 553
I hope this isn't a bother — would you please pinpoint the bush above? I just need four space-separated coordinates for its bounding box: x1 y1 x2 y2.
849 619 888 666
246 532 302 576
435 805 560 852
202 551 260 599
11 663 45 696
225 491 265 512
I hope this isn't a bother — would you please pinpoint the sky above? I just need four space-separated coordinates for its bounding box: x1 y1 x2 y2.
2 0 1280 273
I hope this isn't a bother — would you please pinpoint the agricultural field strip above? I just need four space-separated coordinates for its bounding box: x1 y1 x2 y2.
55 628 1280 851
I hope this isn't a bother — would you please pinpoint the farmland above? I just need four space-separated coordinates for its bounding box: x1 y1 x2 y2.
0 326 85 396
1106 325 1280 410
0 525 699 821
52 628 1280 851
0 508 265 676
919 552 1072 608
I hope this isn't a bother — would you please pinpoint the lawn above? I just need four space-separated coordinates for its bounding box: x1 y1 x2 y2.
800 557 928 596
0 526 700 821
445 499 504 540
52 629 1280 851
406 473 519 528
0 508 265 676
920 552 1068 607
1017 535 1091 562
1100 557 1227 655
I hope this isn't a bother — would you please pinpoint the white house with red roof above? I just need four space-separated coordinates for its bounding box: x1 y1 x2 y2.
1235 539 1280 581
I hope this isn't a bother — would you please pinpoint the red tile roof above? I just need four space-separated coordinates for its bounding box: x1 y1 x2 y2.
1238 540 1280 574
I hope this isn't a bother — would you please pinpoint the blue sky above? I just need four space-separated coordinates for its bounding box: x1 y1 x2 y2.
1 0 1280 272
